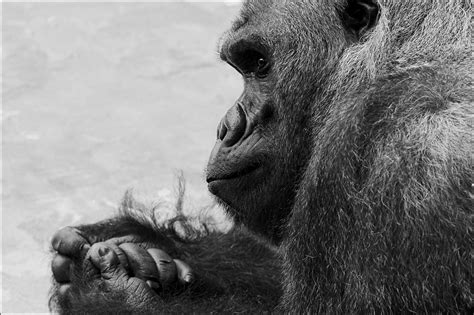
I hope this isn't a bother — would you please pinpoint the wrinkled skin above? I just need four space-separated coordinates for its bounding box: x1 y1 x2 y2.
50 0 473 313
50 215 281 313
49 220 195 313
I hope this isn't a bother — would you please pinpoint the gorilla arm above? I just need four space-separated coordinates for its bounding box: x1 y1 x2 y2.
49 211 281 313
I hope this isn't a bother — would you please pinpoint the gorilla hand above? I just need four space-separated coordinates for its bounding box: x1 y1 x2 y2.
51 225 194 304
50 223 283 313
104 242 194 290
55 242 162 313
51 226 92 284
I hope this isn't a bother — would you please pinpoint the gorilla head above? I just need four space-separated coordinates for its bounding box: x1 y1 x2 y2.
206 0 380 242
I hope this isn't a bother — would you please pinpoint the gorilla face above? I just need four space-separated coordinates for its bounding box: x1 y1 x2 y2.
206 2 324 242
206 0 380 242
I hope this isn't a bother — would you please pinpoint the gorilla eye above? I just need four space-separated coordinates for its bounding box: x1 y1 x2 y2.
256 57 270 78
229 48 271 78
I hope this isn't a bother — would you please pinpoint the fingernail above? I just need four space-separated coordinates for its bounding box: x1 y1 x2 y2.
98 247 109 257
52 239 62 251
184 274 194 283
58 284 72 297
146 280 160 290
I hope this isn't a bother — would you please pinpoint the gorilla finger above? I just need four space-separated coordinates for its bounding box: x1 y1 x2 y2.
51 254 72 283
119 243 159 282
89 243 157 302
173 259 194 284
147 248 177 286
104 241 130 271
104 235 146 246
89 243 126 280
51 227 90 257
79 249 103 281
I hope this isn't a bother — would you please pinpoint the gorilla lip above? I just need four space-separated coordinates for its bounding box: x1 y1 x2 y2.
206 162 261 183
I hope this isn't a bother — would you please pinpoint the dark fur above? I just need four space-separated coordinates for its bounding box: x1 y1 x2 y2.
49 187 282 314
50 0 472 313
281 0 472 312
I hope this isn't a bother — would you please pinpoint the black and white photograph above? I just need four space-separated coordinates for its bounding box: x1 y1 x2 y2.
2 0 472 313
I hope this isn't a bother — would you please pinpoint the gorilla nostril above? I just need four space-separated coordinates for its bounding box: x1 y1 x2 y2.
221 104 246 147
217 121 227 141
217 120 227 140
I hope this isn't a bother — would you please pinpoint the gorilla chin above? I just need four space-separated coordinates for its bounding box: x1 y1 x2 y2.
206 158 265 209
206 131 270 211
207 148 294 243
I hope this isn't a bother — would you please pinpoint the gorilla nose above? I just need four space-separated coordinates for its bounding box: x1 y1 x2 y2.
217 104 247 147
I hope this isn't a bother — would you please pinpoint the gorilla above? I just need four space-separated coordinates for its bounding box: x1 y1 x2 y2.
50 0 473 313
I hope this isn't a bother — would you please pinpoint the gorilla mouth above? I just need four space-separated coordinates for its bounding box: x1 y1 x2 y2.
206 162 261 183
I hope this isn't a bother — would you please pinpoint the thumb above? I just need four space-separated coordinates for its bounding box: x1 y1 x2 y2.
89 243 126 280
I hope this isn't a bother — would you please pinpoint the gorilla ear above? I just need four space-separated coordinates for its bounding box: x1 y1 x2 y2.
340 0 380 38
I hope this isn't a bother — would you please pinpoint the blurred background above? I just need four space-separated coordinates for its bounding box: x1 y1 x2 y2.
2 1 241 312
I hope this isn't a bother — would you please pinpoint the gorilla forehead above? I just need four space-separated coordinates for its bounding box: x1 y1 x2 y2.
224 1 282 50
225 0 346 52
236 0 345 23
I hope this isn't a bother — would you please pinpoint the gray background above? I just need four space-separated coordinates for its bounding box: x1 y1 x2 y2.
2 2 241 312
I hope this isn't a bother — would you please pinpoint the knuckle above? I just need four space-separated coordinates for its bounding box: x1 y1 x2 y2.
104 242 130 270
